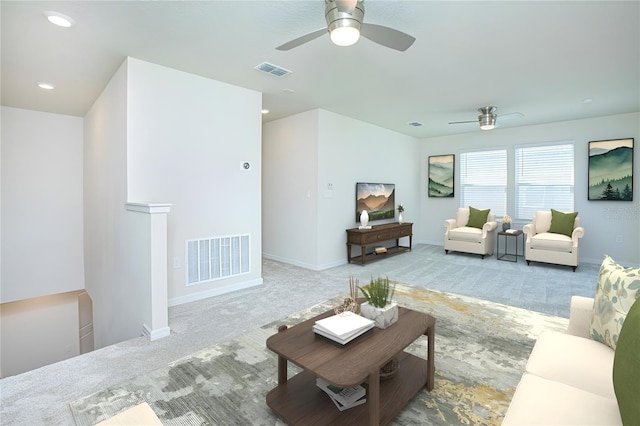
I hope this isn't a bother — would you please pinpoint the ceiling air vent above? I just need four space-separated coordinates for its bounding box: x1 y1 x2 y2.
254 62 292 77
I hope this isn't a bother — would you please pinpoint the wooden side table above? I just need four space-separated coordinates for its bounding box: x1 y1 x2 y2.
497 229 524 262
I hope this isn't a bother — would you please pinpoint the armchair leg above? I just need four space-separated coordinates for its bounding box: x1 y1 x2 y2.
572 266 577 272
481 255 485 259
445 249 449 254
526 260 531 266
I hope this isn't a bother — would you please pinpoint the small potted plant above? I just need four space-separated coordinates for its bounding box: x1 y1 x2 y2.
397 204 405 224
359 276 398 329
501 214 512 231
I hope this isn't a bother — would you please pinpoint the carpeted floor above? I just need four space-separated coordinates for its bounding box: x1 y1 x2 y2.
70 283 568 425
0 244 600 425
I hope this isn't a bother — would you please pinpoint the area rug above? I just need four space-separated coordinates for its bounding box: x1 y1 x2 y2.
70 283 568 425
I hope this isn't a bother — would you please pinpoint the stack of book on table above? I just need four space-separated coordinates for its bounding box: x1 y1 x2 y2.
312 311 375 345
316 378 366 411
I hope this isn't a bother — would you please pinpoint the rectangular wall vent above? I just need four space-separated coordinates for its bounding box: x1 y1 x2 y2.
254 61 292 77
186 234 250 286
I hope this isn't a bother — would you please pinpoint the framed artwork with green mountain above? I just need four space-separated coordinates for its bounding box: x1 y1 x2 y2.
588 138 633 201
428 154 454 197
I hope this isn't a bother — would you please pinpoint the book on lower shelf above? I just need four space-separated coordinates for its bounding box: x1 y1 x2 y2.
374 246 387 254
312 311 375 345
316 378 366 411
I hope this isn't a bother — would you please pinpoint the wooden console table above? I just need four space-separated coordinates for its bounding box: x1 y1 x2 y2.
346 222 413 265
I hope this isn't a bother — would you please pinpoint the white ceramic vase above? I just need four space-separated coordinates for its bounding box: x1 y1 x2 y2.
360 209 369 228
360 302 398 329
398 212 404 224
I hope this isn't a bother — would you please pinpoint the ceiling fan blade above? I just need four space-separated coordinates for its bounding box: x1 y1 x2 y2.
335 0 358 14
360 23 416 51
498 112 524 121
448 120 477 125
276 28 327 51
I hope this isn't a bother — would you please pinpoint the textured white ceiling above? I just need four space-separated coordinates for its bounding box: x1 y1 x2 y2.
2 1 639 138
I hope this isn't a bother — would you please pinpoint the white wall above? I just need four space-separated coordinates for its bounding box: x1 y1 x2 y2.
83 60 131 348
263 109 420 270
1 107 84 303
419 112 640 266
125 58 263 306
262 110 320 269
84 58 264 347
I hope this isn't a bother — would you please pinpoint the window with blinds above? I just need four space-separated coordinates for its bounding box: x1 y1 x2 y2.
459 149 507 217
515 142 575 220
186 234 250 285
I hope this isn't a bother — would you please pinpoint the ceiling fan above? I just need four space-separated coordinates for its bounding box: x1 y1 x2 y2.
276 0 416 52
449 106 524 130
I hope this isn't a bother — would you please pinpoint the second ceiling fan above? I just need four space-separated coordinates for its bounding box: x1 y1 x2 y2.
449 106 524 130
276 0 416 52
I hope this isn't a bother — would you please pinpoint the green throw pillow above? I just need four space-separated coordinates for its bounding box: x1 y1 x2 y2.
548 209 578 237
467 206 490 229
589 255 640 350
613 297 640 425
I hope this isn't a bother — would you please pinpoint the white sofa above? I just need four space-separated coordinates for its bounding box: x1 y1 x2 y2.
443 207 498 259
523 210 585 271
502 295 622 425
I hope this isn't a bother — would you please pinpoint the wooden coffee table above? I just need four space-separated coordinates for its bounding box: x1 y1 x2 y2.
266 306 435 425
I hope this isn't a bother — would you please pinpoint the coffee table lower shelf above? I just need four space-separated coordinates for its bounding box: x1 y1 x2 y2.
266 350 428 426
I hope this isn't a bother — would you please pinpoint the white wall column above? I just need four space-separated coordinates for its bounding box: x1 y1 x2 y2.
125 202 171 340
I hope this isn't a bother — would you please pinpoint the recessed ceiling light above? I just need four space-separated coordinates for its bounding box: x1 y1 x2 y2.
408 121 423 127
261 109 270 114
44 11 76 28
37 82 55 90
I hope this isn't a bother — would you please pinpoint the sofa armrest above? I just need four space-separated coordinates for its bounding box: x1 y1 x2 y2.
482 221 497 237
572 226 585 247
566 295 594 338
444 219 457 232
523 223 535 242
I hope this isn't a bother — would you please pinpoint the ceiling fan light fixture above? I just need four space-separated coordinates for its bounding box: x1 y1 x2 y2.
330 25 360 46
478 106 497 130
479 118 496 130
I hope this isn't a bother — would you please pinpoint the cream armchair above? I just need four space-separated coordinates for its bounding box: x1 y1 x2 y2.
523 210 585 271
444 207 498 259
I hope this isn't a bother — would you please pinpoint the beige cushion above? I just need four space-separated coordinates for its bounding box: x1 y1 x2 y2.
502 373 622 425
590 255 640 350
525 331 615 400
447 226 482 243
529 232 573 252
533 210 552 233
456 208 470 227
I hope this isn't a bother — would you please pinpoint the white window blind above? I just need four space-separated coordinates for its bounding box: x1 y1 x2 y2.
459 149 507 216
515 142 574 221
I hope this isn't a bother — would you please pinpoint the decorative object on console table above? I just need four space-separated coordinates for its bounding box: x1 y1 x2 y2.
397 203 405 224
359 209 370 229
359 276 398 329
501 214 512 231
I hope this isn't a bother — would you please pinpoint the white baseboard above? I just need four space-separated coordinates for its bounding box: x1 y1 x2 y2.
262 253 346 271
168 278 264 307
142 324 171 341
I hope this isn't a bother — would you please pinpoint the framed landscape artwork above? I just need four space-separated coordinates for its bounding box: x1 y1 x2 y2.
428 154 454 197
355 183 395 222
588 138 634 201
